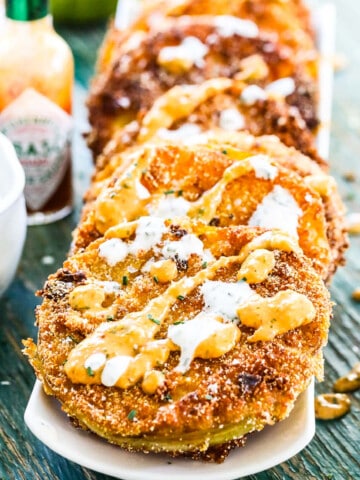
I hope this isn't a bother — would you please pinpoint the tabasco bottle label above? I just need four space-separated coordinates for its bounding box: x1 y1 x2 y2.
0 88 72 211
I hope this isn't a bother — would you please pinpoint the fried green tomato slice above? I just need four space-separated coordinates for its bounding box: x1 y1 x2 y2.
97 78 324 167
74 139 336 280
87 14 318 155
24 220 331 462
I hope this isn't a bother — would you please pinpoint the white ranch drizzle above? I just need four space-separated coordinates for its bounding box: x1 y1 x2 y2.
240 85 267 105
98 238 129 267
265 77 296 97
135 179 151 200
130 216 167 253
158 36 209 68
162 233 206 262
215 15 259 38
168 313 231 373
248 185 302 238
147 196 191 218
200 279 255 321
99 217 167 266
84 353 107 372
157 123 202 141
219 108 245 131
248 155 278 180
101 356 132 387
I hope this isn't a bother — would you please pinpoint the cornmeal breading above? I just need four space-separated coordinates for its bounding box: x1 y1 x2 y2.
191 131 348 279
24 221 331 462
73 138 345 281
97 78 323 167
98 0 316 75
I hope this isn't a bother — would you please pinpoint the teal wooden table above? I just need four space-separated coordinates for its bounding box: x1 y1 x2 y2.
1 1 359 478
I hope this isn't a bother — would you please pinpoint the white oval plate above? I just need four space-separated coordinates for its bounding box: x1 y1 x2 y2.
25 380 314 480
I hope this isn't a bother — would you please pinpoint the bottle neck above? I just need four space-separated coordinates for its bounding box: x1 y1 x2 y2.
6 0 48 21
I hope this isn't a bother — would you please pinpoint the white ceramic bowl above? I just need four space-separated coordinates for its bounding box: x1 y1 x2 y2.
0 133 27 296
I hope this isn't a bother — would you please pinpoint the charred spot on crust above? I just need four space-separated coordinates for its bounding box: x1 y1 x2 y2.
170 224 188 238
39 270 86 300
209 217 220 227
174 254 188 271
41 281 74 300
238 373 262 394
56 269 87 284
265 374 289 391
108 176 118 188
180 436 248 463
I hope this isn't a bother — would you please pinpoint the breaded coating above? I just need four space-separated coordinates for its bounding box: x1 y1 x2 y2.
97 78 324 167
192 131 348 279
73 138 344 281
139 0 316 54
24 221 331 462
98 0 316 74
88 15 318 154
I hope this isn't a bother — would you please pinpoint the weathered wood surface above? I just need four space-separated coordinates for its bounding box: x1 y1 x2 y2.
0 1 359 478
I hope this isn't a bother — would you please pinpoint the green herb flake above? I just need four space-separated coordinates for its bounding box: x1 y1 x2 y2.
164 189 175 195
122 275 128 286
153 276 159 284
164 393 172 402
205 394 214 401
86 366 95 377
177 295 185 301
222 149 228 155
148 314 160 325
198 207 205 215
127 409 137 421
177 190 183 197
173 321 184 325
202 261 208 269
106 315 115 322
122 183 130 189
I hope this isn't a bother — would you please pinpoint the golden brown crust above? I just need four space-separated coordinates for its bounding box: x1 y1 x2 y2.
141 0 316 51
192 131 349 279
98 0 316 73
25 222 331 460
72 137 344 280
97 79 324 168
88 15 318 155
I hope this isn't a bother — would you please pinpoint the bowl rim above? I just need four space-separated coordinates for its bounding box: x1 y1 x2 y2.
0 132 25 214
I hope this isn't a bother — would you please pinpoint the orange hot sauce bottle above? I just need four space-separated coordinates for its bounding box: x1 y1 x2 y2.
0 0 74 225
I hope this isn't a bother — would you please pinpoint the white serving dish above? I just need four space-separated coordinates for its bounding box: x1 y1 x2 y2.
0 132 27 296
25 380 314 480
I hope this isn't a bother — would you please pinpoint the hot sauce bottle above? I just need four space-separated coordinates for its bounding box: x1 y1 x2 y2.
0 0 74 225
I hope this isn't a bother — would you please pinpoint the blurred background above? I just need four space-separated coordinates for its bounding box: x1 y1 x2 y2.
0 0 117 24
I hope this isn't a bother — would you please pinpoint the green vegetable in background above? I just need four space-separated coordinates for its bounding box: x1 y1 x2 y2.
50 0 117 24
